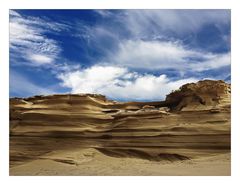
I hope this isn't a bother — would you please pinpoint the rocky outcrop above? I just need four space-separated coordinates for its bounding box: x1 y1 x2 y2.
166 80 231 111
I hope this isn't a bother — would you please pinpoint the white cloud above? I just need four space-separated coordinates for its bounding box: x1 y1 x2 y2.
28 54 53 64
76 10 230 77
58 66 127 93
107 40 230 73
188 53 231 72
94 10 115 18
9 10 21 17
81 10 230 75
9 10 62 66
122 10 230 37
58 65 197 101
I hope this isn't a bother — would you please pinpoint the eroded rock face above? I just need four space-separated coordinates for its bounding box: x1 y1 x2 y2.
166 80 231 111
10 80 231 169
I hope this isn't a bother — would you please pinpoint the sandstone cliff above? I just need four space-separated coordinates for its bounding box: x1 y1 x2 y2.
10 80 231 174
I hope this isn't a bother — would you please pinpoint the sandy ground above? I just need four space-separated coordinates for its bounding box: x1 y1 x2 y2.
10 148 230 176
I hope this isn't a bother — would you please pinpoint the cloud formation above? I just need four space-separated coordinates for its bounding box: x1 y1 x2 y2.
9 10 231 100
106 40 230 73
122 10 230 37
9 10 66 66
58 65 197 101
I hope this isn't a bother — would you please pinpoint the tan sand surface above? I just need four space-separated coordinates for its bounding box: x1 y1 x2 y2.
10 147 230 176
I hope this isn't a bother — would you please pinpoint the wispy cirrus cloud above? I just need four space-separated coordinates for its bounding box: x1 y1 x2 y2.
105 40 230 73
123 10 230 37
94 10 230 39
9 10 68 66
81 10 231 76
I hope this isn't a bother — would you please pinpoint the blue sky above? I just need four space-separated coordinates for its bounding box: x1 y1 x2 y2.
9 9 231 101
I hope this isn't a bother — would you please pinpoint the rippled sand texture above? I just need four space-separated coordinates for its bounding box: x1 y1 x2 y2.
10 80 231 175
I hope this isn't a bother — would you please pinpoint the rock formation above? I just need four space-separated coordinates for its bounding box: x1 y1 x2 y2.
10 80 231 175
166 80 231 111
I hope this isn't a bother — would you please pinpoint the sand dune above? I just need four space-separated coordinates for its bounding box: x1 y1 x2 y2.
9 80 231 175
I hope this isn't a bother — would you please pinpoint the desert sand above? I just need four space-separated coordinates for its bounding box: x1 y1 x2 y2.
9 80 231 176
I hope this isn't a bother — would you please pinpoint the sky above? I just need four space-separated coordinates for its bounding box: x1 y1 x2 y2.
9 9 231 101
